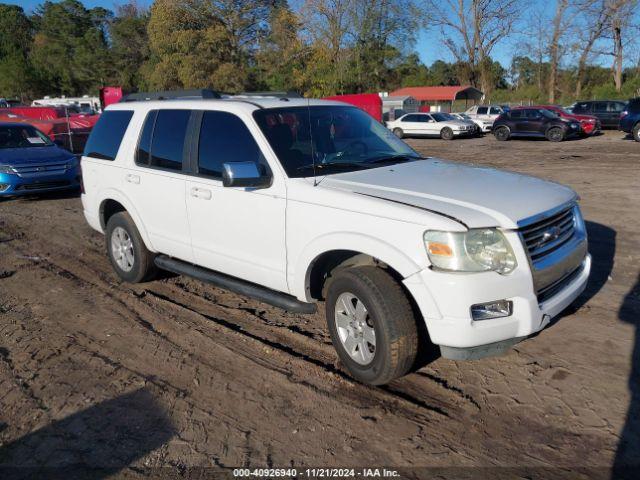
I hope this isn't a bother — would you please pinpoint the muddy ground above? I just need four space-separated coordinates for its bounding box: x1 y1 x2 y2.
0 130 638 479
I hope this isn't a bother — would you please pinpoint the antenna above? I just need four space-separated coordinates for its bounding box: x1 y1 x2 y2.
307 96 317 186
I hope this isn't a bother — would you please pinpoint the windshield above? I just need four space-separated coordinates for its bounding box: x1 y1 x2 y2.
540 109 558 119
253 106 421 178
431 113 452 122
0 125 53 149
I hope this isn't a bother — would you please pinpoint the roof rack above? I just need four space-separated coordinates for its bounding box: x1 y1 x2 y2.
121 89 221 102
237 91 302 99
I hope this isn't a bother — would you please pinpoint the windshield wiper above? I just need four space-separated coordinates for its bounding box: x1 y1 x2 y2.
365 154 423 165
295 162 370 172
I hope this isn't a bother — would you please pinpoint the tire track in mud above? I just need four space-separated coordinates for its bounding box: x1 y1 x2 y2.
44 251 455 422
6 232 462 425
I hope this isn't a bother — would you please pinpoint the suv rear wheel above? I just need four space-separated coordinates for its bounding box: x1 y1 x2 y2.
106 212 157 283
325 266 418 385
633 122 640 142
546 127 564 142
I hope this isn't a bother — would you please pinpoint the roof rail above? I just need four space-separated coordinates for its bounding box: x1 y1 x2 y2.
121 89 221 102
237 91 302 99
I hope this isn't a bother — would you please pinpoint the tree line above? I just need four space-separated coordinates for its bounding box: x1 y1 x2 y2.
0 0 639 104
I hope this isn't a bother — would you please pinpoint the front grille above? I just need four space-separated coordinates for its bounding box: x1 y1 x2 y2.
537 263 584 304
13 163 69 176
15 181 70 191
520 206 576 261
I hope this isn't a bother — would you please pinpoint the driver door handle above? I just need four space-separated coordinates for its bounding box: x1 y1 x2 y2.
190 187 212 200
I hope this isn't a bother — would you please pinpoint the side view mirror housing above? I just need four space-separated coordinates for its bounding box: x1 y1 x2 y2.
222 161 271 189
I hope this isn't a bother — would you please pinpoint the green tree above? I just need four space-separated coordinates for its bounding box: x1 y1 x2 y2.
29 0 112 95
144 0 273 92
109 2 150 92
255 4 307 91
0 4 35 99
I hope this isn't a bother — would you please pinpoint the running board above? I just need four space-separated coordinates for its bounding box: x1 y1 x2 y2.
154 255 317 314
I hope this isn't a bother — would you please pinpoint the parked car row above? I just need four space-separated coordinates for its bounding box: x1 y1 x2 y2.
385 98 640 143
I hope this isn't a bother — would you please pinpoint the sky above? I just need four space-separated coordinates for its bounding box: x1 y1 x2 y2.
5 0 629 70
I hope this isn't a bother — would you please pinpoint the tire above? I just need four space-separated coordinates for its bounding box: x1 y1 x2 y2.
440 127 454 140
392 128 404 139
633 123 640 142
325 266 418 385
546 127 564 142
494 126 510 141
105 211 157 283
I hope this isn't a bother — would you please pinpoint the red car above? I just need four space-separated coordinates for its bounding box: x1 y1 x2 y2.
531 105 600 135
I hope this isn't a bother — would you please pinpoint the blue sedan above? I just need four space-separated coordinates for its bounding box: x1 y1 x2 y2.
0 122 81 197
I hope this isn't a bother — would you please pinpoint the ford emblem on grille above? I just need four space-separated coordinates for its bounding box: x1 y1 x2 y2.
537 226 562 248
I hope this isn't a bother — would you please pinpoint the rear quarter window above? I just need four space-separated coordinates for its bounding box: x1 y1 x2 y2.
84 110 134 160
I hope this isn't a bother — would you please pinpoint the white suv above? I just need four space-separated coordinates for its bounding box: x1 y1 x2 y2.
81 92 591 385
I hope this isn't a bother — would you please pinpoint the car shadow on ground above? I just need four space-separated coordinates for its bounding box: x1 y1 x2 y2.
0 388 174 479
548 221 616 326
613 272 640 479
0 189 81 204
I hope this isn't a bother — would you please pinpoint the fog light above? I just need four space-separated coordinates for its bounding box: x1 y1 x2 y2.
471 300 513 320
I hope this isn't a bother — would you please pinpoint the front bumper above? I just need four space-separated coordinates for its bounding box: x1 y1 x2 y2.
403 254 591 356
0 167 81 196
452 129 475 136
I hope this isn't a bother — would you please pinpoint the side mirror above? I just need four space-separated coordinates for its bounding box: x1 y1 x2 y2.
222 161 271 189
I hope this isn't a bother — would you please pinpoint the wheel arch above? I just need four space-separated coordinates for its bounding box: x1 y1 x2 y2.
98 189 154 251
294 234 422 302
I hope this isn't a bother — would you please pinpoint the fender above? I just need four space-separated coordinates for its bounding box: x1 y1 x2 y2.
97 187 155 252
292 232 424 301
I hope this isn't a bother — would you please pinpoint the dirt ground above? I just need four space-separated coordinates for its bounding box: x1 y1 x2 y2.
0 130 639 479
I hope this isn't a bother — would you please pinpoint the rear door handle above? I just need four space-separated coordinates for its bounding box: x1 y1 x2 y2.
125 174 140 184
190 187 212 200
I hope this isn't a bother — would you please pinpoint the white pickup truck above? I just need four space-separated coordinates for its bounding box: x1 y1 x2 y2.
81 92 590 385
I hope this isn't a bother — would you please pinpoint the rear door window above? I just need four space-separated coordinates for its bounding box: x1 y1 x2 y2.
594 102 608 112
149 110 191 171
197 111 265 179
136 110 157 166
84 110 133 160
489 107 502 115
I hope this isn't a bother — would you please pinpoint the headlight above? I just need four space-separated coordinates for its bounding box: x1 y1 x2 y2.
0 164 16 175
424 229 517 274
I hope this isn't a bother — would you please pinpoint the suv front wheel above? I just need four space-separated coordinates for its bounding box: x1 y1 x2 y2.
633 123 640 142
325 266 418 385
546 127 564 142
106 211 157 283
494 126 510 141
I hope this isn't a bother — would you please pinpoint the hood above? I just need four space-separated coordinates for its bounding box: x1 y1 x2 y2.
0 146 73 166
322 159 577 229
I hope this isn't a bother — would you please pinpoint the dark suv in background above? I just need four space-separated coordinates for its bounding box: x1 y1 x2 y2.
493 107 581 142
570 100 626 129
619 98 640 142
